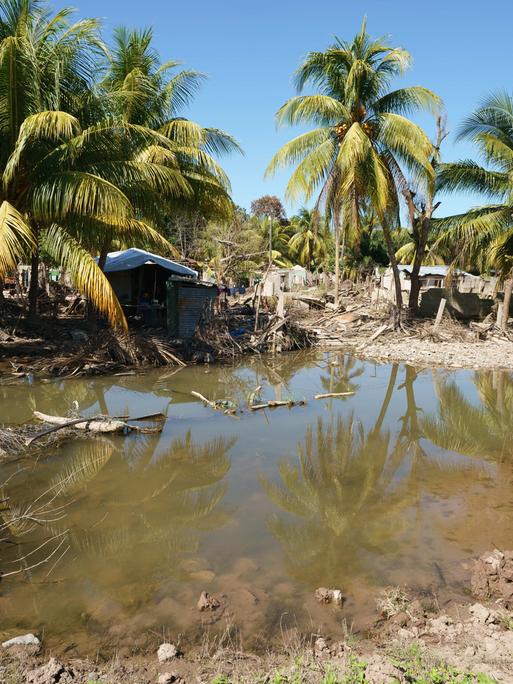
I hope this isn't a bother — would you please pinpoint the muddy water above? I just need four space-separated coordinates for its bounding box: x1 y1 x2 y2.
1 352 512 655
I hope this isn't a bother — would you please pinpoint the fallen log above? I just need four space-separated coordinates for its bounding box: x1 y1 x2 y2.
30 411 164 444
369 324 390 342
314 392 355 399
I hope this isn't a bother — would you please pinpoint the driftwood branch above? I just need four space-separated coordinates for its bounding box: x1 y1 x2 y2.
33 412 127 433
249 399 306 411
314 392 355 399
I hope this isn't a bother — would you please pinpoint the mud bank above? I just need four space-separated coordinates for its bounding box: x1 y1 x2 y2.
2 599 512 683
2 551 513 684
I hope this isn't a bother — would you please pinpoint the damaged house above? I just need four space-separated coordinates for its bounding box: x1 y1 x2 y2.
377 265 497 319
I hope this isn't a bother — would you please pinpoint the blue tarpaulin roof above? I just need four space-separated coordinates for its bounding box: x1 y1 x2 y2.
100 248 197 278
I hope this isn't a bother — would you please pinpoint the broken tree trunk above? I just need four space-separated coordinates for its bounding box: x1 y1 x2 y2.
501 275 513 331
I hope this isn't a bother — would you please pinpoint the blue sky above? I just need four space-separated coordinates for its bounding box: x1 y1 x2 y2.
57 0 512 219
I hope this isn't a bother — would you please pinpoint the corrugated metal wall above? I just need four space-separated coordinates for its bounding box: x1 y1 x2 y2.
167 281 216 338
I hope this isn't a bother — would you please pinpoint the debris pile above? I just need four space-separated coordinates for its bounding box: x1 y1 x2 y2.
10 329 185 378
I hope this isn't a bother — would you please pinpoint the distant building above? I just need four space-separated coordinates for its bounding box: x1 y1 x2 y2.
379 265 497 299
377 264 497 319
261 265 308 296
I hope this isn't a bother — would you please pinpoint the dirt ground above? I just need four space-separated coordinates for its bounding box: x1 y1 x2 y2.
292 290 513 371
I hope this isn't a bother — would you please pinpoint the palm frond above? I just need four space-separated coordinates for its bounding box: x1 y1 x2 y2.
43 224 127 329
276 95 350 127
0 200 35 277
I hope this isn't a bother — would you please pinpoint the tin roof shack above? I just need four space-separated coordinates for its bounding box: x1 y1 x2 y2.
102 248 197 306
166 278 217 338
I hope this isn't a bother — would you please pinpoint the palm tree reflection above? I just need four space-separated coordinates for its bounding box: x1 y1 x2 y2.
260 415 412 585
1 430 235 588
421 370 513 462
319 352 364 396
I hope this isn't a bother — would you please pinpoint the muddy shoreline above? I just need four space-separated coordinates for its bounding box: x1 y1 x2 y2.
3 291 513 379
2 554 513 683
2 322 513 383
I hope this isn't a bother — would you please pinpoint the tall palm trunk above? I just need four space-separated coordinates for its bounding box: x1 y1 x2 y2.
27 228 40 321
381 218 403 319
334 219 340 308
502 272 513 331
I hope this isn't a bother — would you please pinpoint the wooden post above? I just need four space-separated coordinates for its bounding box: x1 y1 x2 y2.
497 302 504 329
277 287 285 319
433 298 446 329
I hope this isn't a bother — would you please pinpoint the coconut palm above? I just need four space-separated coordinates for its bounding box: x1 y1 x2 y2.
103 26 242 230
266 20 440 312
436 93 513 329
288 207 328 271
0 0 185 326
395 237 446 267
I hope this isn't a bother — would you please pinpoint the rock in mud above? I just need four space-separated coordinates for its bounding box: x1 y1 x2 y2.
314 587 343 606
469 603 492 624
27 657 74 684
314 637 330 655
2 633 41 650
157 643 179 663
390 611 410 627
428 614 453 635
197 591 220 611
190 570 216 583
471 549 513 607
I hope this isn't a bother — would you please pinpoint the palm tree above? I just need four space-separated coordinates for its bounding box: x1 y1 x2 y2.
437 93 513 329
288 207 327 271
266 20 440 313
103 26 242 232
0 0 182 326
